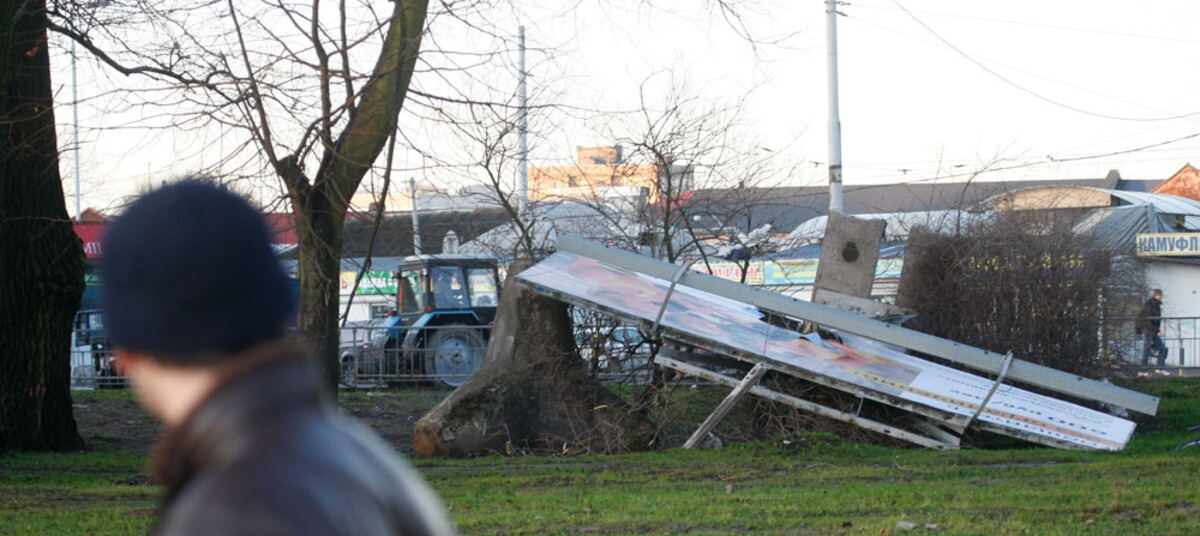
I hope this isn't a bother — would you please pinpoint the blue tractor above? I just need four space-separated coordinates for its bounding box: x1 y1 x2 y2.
340 256 501 387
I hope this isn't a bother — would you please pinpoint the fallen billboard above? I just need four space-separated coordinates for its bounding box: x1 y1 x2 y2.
517 248 1138 450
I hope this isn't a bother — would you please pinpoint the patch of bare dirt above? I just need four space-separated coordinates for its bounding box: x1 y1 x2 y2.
71 387 449 455
72 390 162 454
338 388 453 455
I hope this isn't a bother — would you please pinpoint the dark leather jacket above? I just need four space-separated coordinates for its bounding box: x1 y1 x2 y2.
1139 297 1162 334
152 356 455 535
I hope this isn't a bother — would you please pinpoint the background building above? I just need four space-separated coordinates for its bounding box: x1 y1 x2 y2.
529 145 693 204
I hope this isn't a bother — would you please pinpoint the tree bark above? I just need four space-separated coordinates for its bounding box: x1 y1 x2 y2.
414 261 652 456
0 0 86 452
293 189 345 387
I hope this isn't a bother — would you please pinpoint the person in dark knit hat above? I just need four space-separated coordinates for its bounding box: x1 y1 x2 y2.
103 180 454 536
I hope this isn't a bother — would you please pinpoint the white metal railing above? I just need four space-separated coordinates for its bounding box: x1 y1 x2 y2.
1112 315 1200 370
338 323 492 388
69 326 121 389
68 318 703 390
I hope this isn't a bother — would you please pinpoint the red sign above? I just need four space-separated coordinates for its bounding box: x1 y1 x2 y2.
72 214 297 260
74 223 105 259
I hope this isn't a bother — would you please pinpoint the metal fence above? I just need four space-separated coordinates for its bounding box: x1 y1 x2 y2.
338 323 492 388
339 321 656 388
70 327 122 389
82 313 1196 389
1107 315 1200 370
67 319 658 390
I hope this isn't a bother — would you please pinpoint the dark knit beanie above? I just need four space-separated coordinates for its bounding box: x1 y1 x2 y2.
101 180 295 362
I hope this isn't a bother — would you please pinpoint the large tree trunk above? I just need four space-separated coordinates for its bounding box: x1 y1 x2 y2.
0 1 86 452
414 262 652 456
294 195 345 389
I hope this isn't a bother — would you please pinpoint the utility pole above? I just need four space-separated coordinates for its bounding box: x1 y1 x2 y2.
826 0 844 213
71 40 81 220
517 25 529 218
410 177 422 256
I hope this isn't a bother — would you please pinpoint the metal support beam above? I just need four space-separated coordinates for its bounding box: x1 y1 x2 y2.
659 356 954 449
908 417 962 447
683 362 767 449
558 237 1158 415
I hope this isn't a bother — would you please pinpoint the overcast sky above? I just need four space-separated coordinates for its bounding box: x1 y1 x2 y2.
53 1 1200 216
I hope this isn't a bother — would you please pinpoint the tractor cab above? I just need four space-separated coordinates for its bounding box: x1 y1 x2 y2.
394 256 501 325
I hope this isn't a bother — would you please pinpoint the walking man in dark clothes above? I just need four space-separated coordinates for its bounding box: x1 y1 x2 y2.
1137 288 1166 367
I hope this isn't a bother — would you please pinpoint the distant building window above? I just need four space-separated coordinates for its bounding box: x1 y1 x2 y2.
568 175 578 187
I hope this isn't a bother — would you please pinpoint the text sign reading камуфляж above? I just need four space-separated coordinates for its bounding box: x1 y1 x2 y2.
1137 233 1200 257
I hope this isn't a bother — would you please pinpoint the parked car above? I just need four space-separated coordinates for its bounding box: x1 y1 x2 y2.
339 315 405 386
576 324 653 376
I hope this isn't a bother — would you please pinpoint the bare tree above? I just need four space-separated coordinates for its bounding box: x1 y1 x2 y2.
46 0 801 390
49 0 430 389
575 77 787 269
448 101 539 260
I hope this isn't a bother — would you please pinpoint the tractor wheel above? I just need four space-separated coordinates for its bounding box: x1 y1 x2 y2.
424 325 486 387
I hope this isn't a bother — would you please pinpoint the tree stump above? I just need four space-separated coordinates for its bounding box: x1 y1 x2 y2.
414 260 651 456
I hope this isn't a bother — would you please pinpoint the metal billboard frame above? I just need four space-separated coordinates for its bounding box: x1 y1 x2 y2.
555 236 1159 416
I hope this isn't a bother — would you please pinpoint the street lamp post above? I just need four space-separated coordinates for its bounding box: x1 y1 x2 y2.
71 40 80 220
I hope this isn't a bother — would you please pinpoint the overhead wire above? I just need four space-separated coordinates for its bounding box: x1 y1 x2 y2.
889 0 1200 122
853 0 1200 46
816 3 1200 187
846 10 1200 123
788 129 1200 191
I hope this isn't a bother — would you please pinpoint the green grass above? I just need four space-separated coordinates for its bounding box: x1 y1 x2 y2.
3 379 1200 535
0 450 156 535
420 439 1200 535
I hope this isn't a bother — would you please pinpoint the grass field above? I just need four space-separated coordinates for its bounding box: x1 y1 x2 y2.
3 379 1199 535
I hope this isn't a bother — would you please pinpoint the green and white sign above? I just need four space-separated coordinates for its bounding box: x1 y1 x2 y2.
340 270 396 295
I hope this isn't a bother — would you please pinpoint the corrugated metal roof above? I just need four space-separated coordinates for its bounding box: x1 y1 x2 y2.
1071 205 1170 253
781 209 988 245
1091 188 1200 215
980 186 1200 216
773 203 1185 256
460 201 642 261
688 177 1140 234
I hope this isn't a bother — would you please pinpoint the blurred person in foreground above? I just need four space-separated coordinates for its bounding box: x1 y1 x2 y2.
102 180 455 535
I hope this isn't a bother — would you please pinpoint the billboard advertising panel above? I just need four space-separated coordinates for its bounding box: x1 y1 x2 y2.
518 251 1134 450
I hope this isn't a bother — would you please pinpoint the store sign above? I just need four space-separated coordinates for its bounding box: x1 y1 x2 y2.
74 224 104 259
765 259 819 285
696 261 765 285
697 257 905 287
339 270 395 295
1137 233 1200 257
